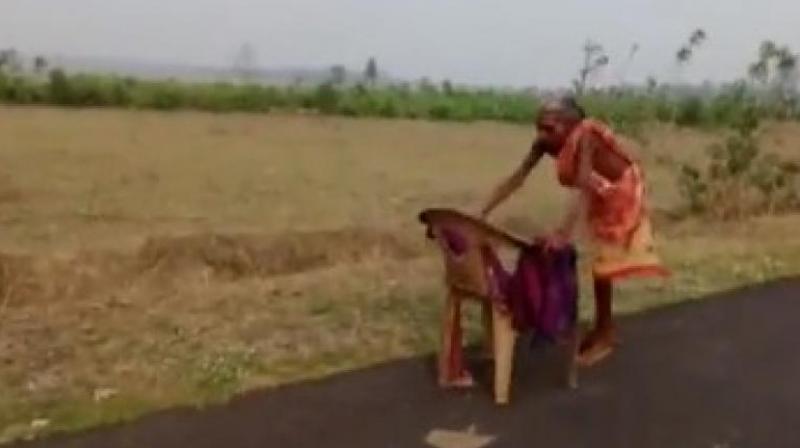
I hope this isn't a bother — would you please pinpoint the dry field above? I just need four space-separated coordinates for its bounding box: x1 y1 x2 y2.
0 106 799 442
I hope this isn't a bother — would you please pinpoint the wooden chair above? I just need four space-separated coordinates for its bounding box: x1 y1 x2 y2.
419 207 579 405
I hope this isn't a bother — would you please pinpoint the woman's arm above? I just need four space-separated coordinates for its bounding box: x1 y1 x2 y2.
479 141 544 219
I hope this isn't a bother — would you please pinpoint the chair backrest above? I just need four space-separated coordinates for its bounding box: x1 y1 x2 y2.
419 208 529 298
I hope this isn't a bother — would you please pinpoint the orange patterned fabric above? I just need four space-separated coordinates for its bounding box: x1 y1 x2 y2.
554 119 669 280
556 119 631 190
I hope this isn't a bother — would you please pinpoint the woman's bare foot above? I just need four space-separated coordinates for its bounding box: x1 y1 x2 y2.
577 327 616 367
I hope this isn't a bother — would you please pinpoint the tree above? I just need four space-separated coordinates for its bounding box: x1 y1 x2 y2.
573 40 609 95
749 41 778 84
772 47 797 100
419 77 437 93
616 42 640 85
233 43 258 83
646 76 658 93
689 29 707 46
329 65 347 85
364 57 378 87
441 79 454 96
676 28 708 65
748 40 798 115
676 47 693 64
0 48 22 74
33 56 48 75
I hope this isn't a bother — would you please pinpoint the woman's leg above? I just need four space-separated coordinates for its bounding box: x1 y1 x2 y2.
593 277 615 337
577 277 616 366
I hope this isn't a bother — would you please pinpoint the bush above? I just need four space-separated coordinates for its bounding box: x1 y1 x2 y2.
674 96 706 127
0 75 44 103
312 83 339 113
676 107 800 219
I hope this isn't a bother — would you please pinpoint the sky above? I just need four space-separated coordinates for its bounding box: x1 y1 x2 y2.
2 0 799 88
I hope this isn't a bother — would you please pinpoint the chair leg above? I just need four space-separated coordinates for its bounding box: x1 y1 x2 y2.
438 289 472 387
492 306 516 404
563 326 580 390
481 301 494 360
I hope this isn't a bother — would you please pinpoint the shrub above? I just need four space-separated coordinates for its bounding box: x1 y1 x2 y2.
676 107 800 219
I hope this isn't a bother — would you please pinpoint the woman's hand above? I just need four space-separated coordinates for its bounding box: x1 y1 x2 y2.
540 228 571 251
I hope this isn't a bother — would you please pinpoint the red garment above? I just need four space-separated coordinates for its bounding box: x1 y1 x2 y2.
556 119 644 245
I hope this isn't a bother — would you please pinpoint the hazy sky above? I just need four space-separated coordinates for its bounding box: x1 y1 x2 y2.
3 0 799 87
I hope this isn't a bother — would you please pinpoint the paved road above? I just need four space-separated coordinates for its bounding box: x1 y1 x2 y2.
12 278 800 448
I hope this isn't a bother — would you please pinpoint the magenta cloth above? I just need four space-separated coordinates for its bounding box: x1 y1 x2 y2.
441 227 468 256
482 243 579 342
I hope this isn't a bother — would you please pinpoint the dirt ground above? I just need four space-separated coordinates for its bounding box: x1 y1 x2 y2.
0 106 799 442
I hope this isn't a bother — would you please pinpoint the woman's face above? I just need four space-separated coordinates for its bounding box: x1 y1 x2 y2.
536 115 570 150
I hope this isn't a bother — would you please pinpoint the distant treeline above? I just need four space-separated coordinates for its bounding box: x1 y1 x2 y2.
0 66 798 135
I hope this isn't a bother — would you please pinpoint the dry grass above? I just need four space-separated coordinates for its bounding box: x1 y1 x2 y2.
0 105 799 442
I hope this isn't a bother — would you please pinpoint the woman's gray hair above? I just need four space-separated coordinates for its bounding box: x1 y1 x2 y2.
537 96 587 122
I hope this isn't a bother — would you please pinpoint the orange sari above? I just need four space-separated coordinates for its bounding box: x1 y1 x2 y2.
556 119 669 280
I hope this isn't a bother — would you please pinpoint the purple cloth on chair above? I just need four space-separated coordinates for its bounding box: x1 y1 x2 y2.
482 244 579 342
441 227 468 256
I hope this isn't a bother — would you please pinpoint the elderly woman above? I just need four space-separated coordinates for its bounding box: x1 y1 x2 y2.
479 97 669 366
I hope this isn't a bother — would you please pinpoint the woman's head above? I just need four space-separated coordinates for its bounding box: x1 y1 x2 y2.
535 96 586 150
